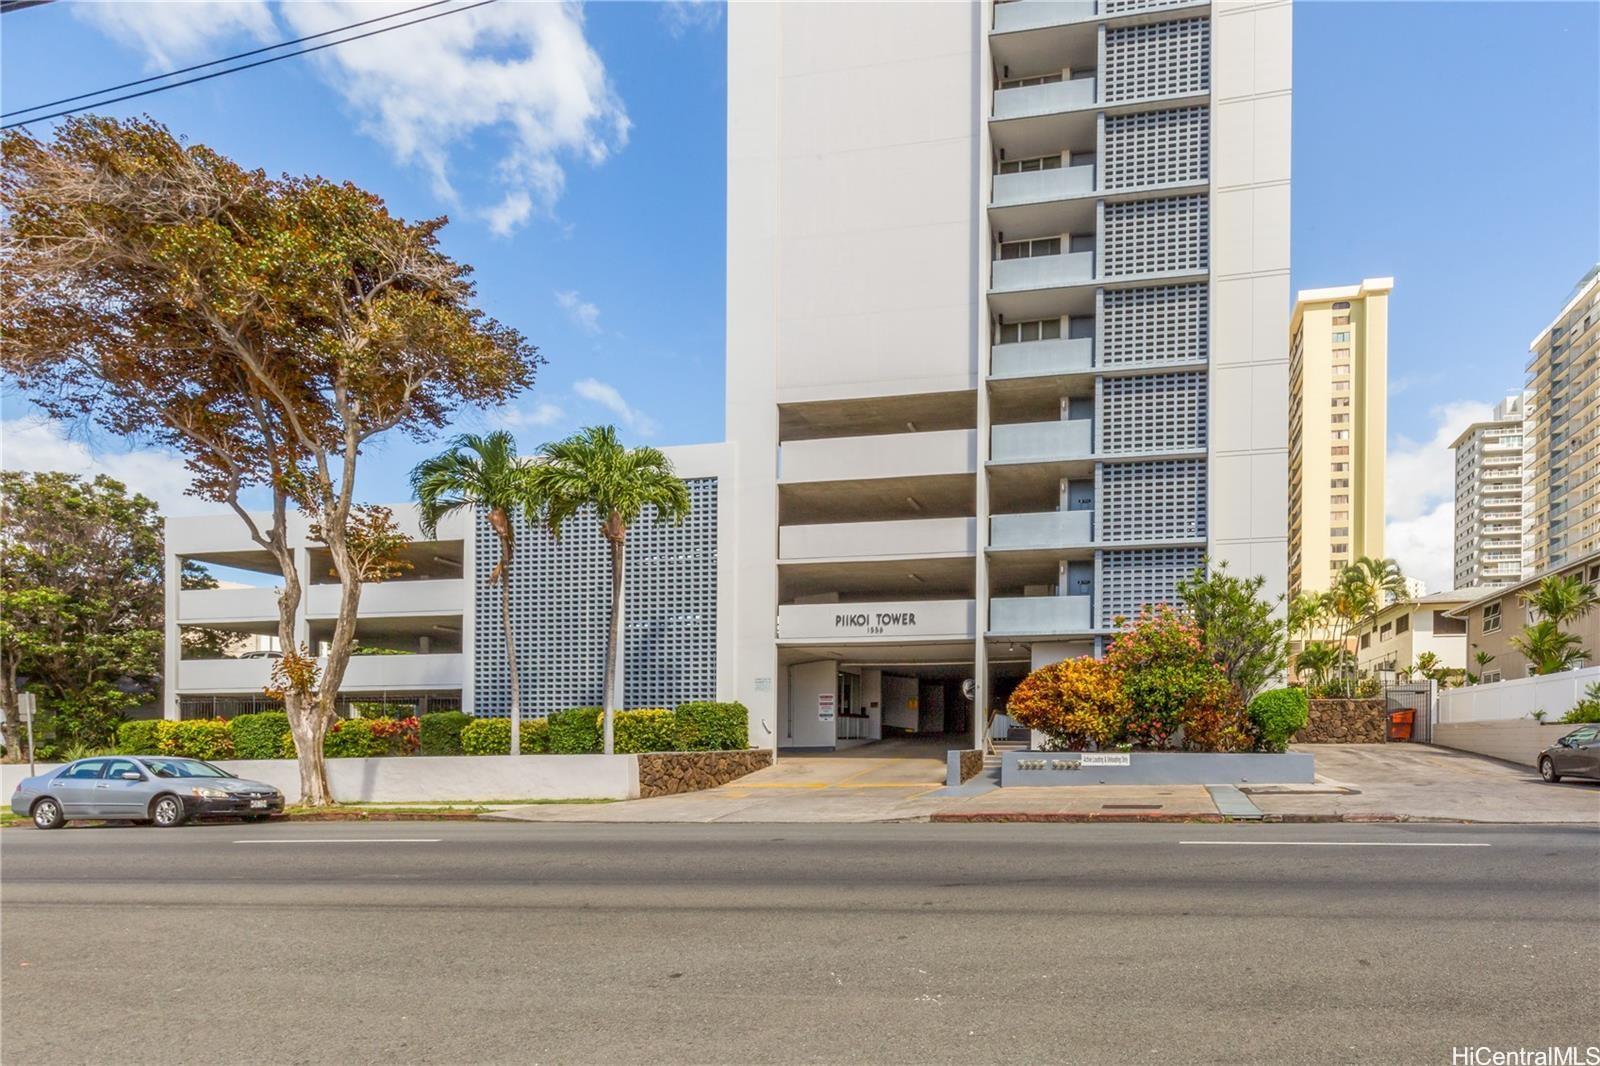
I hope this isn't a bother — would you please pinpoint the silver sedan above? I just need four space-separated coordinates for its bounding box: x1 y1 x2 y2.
11 756 285 829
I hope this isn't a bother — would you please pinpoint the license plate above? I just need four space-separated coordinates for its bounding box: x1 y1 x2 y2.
249 799 268 809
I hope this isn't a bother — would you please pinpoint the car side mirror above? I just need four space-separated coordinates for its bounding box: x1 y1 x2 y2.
119 771 143 781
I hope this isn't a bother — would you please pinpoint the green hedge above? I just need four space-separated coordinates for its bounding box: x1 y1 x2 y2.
460 717 550 755
673 701 749 751
230 712 290 760
613 708 677 754
155 719 235 761
419 711 473 755
116 719 163 755
323 718 383 758
548 707 603 754
1248 687 1308 753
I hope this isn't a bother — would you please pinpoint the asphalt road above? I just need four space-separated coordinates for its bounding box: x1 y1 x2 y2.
3 821 1598 1066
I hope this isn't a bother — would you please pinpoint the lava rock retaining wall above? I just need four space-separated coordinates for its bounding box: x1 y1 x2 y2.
637 749 774 798
1295 698 1386 744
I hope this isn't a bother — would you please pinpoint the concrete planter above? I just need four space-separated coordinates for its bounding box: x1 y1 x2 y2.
1000 750 1315 787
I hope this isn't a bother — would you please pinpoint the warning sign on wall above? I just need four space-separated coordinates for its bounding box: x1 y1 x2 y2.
817 693 836 722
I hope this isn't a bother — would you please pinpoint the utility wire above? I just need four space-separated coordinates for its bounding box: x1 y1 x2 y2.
2 0 496 131
4 0 451 119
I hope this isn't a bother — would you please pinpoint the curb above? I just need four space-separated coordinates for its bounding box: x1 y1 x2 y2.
275 810 491 822
928 812 1442 824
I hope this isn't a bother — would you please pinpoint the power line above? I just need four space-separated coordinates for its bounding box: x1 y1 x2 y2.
4 0 452 119
1 0 496 131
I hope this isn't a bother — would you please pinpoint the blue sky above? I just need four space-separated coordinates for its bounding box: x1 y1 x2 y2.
1 0 1596 593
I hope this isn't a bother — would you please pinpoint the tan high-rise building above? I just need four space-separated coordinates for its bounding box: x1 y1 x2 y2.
1525 264 1600 574
1288 278 1390 598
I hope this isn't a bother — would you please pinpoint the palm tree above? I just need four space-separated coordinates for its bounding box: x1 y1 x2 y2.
1472 649 1495 684
1336 557 1408 694
1293 641 1340 690
1524 574 1599 626
1511 619 1588 675
525 426 690 754
411 431 534 753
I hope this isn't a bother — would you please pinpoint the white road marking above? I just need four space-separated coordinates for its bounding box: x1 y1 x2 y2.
232 838 442 844
1178 840 1490 847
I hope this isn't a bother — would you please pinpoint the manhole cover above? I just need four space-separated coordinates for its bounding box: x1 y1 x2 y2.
1101 804 1162 810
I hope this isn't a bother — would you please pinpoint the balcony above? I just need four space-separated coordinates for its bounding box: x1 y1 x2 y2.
779 517 977 562
177 653 464 693
306 578 467 618
991 250 1095 293
990 509 1094 550
993 78 1097 121
177 585 280 625
780 429 977 484
777 600 976 642
991 163 1095 208
991 336 1094 379
991 419 1093 463
990 594 1094 635
992 0 1097 34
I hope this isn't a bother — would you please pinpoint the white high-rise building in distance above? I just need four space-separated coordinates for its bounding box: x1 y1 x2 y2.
1451 392 1529 590
727 0 1293 750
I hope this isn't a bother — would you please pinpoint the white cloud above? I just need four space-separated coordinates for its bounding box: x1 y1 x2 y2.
555 289 601 334
572 378 658 437
488 401 564 431
0 418 225 517
1384 400 1493 594
76 1 629 235
72 0 276 69
659 0 723 37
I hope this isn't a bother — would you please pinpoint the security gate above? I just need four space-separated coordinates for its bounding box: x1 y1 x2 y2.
1382 682 1435 743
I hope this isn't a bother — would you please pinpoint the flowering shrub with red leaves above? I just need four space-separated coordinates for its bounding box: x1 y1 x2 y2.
1103 605 1251 752
1005 656 1128 749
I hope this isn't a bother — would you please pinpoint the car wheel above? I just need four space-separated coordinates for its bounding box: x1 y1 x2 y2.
30 797 65 830
1539 756 1562 783
150 794 188 828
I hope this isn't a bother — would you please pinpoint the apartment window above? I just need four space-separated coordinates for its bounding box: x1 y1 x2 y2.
1379 623 1392 639
1331 398 1350 409
1330 510 1349 521
1332 430 1349 440
1333 381 1351 392
999 237 1061 260
1332 446 1350 456
1395 615 1409 635
1330 494 1349 505
998 154 1063 174
1332 331 1351 343
1332 463 1349 472
1332 301 1350 310
1360 633 1371 649
1482 669 1501 684
1482 602 1501 633
996 318 1062 344
1332 364 1351 376
1333 558 1349 570
1332 315 1351 326
1001 73 1064 88
1330 527 1349 537
1331 414 1349 424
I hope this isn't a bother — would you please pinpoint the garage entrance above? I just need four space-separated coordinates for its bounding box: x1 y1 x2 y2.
782 657 978 752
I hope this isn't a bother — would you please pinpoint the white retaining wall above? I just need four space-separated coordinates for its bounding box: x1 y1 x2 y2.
1432 721 1576 769
3 755 640 805
1437 665 1600 724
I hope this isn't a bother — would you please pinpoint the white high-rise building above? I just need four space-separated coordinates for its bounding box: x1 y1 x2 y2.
727 0 1293 750
1451 392 1529 589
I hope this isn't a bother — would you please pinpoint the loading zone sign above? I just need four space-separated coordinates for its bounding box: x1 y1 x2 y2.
817 693 836 722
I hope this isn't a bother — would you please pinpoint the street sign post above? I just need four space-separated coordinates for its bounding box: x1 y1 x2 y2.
18 692 37 776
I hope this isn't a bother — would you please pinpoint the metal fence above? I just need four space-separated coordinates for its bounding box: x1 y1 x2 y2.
178 692 464 720
1382 681 1435 743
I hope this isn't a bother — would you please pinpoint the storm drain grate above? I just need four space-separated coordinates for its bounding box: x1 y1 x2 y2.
1101 804 1163 810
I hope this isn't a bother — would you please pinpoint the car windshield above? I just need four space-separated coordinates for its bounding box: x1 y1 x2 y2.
140 758 235 780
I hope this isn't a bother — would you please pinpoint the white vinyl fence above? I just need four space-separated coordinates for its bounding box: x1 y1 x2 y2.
1437 665 1600 724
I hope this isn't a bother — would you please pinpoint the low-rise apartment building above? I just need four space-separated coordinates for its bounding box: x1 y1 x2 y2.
1354 591 1471 681
1448 549 1600 682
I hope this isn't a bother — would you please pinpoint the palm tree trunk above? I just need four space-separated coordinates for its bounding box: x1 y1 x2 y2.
502 569 521 754
603 532 625 755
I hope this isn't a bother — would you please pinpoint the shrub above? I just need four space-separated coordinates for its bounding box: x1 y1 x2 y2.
155 719 234 760
324 718 383 758
116 719 163 755
548 707 603 754
419 711 472 755
673 701 749 751
230 712 290 759
1006 657 1128 750
365 716 420 756
460 717 551 755
614 709 678 754
1104 606 1251 752
1248 687 1309 752
351 701 417 720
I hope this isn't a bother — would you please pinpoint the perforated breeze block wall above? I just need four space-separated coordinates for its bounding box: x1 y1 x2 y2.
473 478 719 717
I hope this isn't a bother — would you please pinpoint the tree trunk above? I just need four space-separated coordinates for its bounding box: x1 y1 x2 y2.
285 690 334 806
502 569 521 754
0 653 22 763
602 531 625 756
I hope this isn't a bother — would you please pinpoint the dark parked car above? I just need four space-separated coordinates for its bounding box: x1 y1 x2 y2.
1538 725 1600 783
11 756 284 829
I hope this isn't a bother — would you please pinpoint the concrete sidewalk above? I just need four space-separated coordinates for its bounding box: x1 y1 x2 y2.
488 741 1600 825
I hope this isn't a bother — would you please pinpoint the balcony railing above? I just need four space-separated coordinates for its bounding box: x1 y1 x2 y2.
177 653 464 693
777 600 976 642
990 509 1094 550
991 336 1094 378
993 77 1097 120
780 429 977 484
990 250 1095 293
991 419 1093 463
992 0 1098 34
779 517 977 561
177 585 281 624
991 163 1095 208
990 594 1094 635
306 578 467 618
